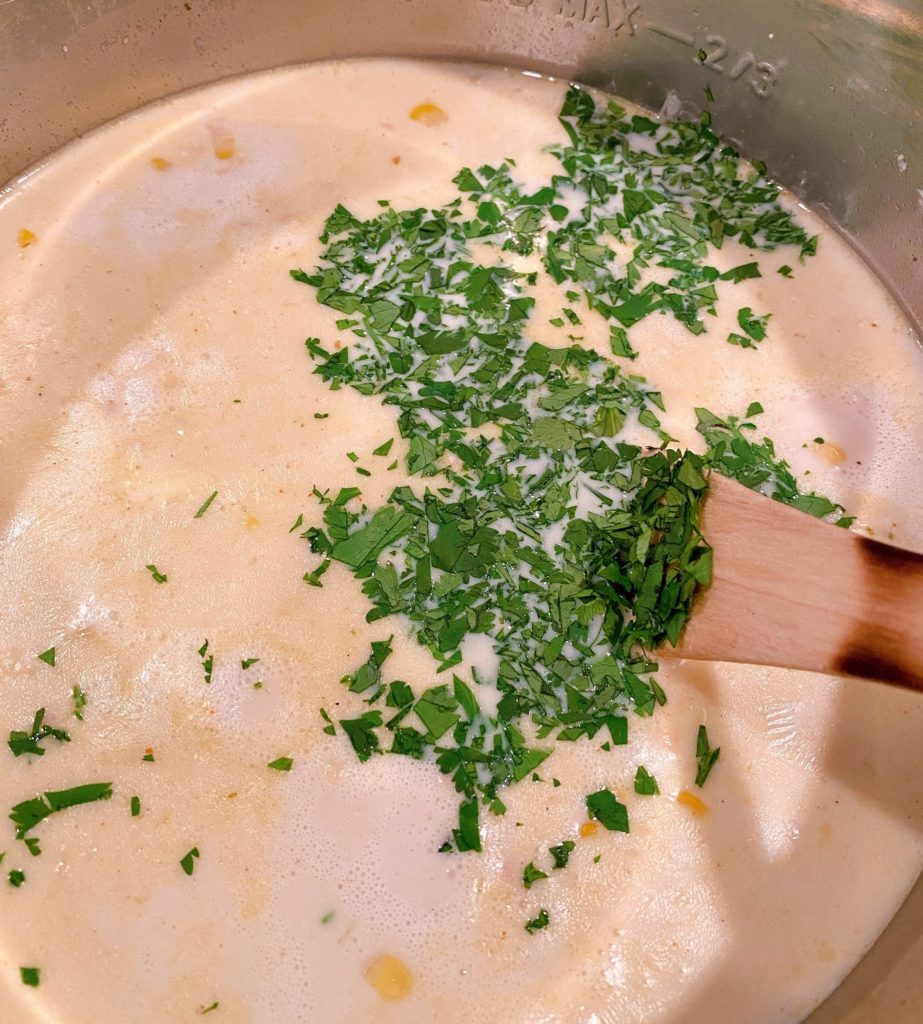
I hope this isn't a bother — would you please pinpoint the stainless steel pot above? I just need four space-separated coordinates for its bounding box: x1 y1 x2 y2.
1 1 921 1020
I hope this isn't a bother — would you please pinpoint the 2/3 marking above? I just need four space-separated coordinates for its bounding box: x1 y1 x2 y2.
647 23 780 99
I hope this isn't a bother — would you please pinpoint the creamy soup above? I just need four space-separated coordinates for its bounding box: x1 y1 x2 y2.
0 59 922 1024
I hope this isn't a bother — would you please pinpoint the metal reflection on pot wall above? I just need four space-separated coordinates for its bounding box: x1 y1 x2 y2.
0 2 921 1023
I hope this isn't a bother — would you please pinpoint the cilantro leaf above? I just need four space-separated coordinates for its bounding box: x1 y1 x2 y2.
634 765 660 795
586 789 629 832
525 908 550 934
180 847 200 876
550 839 575 869
695 725 720 787
523 862 548 889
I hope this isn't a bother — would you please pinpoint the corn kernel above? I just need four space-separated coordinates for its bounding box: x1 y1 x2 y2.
17 228 37 248
365 954 413 1001
214 139 235 160
579 821 598 838
150 156 171 170
815 440 846 466
677 790 708 816
409 102 447 127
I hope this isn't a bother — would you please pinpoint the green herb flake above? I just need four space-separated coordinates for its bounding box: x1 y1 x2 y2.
194 490 219 518
719 262 761 283
525 909 550 934
550 840 575 869
695 725 721 787
8 708 71 758
10 782 113 848
37 648 55 667
199 1003 220 1016
199 640 213 685
320 911 335 924
523 862 548 889
8 869 25 888
778 264 793 278
71 685 87 721
373 438 394 457
241 658 260 670
130 796 141 817
634 765 660 795
268 757 294 772
20 967 40 988
586 789 630 833
145 564 168 584
180 847 200 876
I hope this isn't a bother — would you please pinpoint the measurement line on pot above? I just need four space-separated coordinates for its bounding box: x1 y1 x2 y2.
645 24 779 99
647 23 693 46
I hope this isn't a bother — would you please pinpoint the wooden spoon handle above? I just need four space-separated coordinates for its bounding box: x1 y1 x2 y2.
670 474 923 692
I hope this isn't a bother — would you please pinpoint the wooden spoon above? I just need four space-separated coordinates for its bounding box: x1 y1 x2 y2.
664 473 923 692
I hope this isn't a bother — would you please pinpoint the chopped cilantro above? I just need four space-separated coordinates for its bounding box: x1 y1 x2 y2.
342 638 393 694
241 658 260 670
8 869 25 887
199 640 213 684
339 711 382 762
131 796 141 817
199 1004 219 1016
268 757 294 772
10 782 113 848
320 911 334 924
145 564 168 584
373 439 394 457
586 789 630 833
634 765 660 795
778 264 793 278
20 967 39 987
697 405 852 527
8 709 71 758
304 559 331 587
180 847 200 876
736 306 770 342
291 83 833 856
37 648 55 667
523 862 548 889
525 909 550 934
695 725 720 787
719 262 761 284
550 840 575 869
71 685 86 721
194 490 219 518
